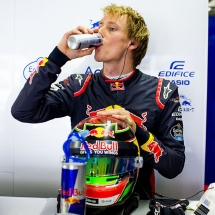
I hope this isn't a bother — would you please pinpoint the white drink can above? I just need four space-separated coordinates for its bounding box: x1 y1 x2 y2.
67 33 102 50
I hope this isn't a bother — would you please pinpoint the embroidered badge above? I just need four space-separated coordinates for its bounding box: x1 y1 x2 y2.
110 82 125 91
75 74 83 86
147 141 164 163
170 123 184 141
163 82 172 99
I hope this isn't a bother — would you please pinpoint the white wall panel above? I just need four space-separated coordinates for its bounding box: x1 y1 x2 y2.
13 118 71 197
0 0 14 173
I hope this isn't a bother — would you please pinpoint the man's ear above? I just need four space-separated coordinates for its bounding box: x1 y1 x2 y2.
128 41 139 50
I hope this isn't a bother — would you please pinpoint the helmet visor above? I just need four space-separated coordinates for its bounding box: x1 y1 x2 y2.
86 157 137 177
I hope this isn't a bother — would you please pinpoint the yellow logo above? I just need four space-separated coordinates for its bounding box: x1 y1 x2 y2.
64 197 80 204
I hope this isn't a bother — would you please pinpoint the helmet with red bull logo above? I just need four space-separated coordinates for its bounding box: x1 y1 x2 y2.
69 115 143 212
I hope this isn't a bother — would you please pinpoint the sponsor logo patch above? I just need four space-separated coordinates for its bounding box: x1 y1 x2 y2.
170 123 184 141
147 141 164 163
163 82 172 99
110 82 125 91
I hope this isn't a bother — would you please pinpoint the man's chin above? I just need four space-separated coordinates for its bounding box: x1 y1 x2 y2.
94 55 103 62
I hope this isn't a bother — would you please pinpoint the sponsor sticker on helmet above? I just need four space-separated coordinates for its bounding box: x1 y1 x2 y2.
80 141 118 155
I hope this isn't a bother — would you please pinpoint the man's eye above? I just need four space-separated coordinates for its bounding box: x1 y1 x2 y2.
109 27 116 31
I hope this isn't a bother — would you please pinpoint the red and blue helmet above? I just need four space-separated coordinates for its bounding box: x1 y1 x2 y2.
70 115 143 208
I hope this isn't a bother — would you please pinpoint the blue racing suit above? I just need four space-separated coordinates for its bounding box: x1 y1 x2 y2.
11 47 185 199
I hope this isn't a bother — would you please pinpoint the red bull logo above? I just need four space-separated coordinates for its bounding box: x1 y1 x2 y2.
130 112 147 131
110 82 125 91
64 197 80 205
61 187 85 197
90 20 100 29
87 127 115 138
29 58 48 85
80 141 118 155
147 141 164 163
80 141 118 151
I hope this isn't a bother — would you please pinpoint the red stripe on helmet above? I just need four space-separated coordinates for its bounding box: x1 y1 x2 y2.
86 177 129 198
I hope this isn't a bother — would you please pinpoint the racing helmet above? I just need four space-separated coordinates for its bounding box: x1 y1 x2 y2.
70 115 143 209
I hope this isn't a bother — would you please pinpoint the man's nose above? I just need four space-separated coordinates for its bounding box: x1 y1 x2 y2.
98 26 105 36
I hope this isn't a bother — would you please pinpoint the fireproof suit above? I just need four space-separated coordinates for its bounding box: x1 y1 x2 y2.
11 47 185 199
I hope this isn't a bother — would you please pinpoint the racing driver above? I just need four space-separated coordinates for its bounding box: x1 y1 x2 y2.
11 3 185 199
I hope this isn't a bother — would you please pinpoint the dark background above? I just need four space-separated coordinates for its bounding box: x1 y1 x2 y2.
205 2 215 189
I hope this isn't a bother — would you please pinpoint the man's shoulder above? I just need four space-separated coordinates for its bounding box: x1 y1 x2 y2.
137 69 177 90
155 78 178 109
68 73 93 84
66 73 93 97
137 70 178 108
136 69 158 82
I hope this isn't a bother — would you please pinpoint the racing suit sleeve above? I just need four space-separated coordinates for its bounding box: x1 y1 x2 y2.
11 47 73 123
135 90 185 179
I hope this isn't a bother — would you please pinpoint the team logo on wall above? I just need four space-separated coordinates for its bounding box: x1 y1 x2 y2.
85 66 102 75
170 123 184 141
158 61 195 86
90 20 100 29
180 94 194 112
23 57 43 80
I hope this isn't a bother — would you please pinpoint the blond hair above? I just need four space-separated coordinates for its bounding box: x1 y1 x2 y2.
102 4 149 67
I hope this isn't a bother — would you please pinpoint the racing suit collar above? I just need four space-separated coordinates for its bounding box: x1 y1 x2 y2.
102 69 136 83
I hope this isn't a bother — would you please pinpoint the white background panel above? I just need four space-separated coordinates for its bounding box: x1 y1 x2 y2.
0 0 14 173
0 0 208 200
13 119 70 196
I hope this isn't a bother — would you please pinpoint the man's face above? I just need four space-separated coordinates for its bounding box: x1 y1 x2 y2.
94 14 131 64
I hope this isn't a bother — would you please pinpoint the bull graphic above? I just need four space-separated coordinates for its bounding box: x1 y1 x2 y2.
90 20 100 29
147 141 164 163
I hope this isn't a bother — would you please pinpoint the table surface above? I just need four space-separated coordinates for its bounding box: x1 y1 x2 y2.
0 196 196 215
